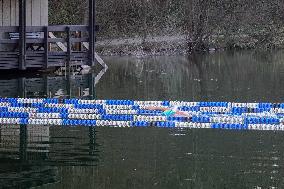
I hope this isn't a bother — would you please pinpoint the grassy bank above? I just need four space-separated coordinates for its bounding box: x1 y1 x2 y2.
49 0 284 54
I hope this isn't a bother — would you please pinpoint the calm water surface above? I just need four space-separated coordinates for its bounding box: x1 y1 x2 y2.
0 50 283 189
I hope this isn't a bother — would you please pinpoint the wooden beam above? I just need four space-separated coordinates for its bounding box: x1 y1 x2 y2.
44 26 48 69
48 25 88 31
88 0 95 66
19 123 27 161
0 25 89 32
19 0 26 70
0 26 18 32
18 77 26 98
66 26 71 67
82 42 107 68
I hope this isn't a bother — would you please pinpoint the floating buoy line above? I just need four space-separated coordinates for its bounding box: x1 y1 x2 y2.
0 98 283 131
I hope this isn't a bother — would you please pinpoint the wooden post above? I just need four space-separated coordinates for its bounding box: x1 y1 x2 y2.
19 0 26 70
18 77 26 98
44 26 48 69
89 126 96 155
0 124 2 143
66 75 71 98
66 26 71 69
44 75 49 97
19 124 27 161
89 73 95 99
89 0 95 66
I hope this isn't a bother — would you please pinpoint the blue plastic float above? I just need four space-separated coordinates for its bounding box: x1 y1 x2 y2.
0 98 283 131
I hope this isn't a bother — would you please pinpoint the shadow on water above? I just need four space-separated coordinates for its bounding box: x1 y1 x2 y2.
0 68 109 99
0 124 100 188
0 50 283 188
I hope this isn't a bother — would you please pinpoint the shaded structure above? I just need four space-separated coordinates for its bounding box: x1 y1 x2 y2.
0 74 99 98
0 0 98 70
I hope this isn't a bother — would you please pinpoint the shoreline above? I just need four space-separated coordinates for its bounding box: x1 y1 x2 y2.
96 35 189 56
96 34 284 56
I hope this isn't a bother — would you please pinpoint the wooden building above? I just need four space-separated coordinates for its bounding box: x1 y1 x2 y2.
0 0 48 26
0 0 98 70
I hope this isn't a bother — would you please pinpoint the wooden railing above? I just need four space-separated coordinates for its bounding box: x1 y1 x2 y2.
0 25 98 70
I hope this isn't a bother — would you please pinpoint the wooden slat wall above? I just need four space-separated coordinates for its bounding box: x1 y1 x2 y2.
3 0 10 26
15 0 18 25
32 0 41 26
26 0 32 26
0 0 48 26
0 0 3 26
0 52 19 69
40 0 48 26
10 0 16 25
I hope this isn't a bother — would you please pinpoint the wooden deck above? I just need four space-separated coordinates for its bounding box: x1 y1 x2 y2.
0 25 96 70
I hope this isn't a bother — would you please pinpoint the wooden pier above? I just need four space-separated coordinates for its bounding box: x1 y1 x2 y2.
0 0 98 70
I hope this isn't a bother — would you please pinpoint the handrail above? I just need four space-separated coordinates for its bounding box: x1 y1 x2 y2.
0 25 89 32
0 25 103 69
47 25 89 32
0 25 90 44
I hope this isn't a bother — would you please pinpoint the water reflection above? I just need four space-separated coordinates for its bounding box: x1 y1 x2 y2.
0 68 106 188
0 50 283 188
0 124 100 188
0 68 107 99
96 50 283 102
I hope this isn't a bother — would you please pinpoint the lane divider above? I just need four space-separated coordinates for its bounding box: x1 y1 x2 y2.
0 98 283 131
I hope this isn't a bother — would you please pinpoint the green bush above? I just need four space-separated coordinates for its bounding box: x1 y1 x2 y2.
49 0 284 49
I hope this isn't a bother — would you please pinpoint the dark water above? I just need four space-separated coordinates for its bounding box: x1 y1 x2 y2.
0 50 283 189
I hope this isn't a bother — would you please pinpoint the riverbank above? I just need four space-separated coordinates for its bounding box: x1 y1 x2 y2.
49 0 284 55
96 35 188 56
96 31 284 56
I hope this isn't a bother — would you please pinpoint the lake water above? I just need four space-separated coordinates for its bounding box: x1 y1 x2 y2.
0 50 283 189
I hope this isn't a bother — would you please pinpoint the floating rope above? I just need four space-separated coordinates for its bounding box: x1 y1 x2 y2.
0 98 283 130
